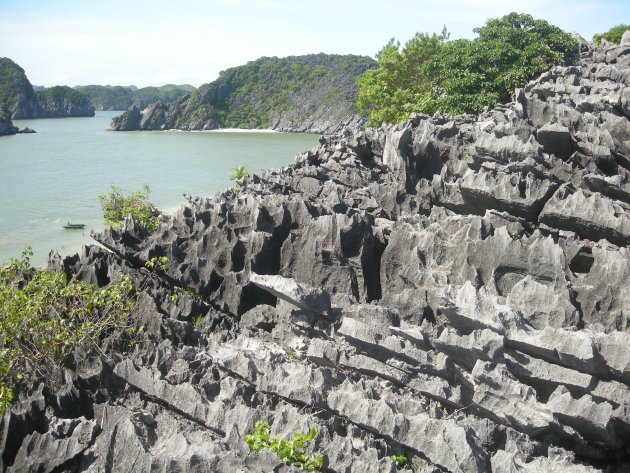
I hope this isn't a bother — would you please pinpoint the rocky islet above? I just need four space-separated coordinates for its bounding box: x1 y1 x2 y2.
2 36 630 472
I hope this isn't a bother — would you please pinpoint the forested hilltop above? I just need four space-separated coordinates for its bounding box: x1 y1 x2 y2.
0 58 94 118
73 84 196 111
109 53 376 133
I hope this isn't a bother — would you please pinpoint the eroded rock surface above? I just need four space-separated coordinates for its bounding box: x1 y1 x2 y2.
3 41 630 472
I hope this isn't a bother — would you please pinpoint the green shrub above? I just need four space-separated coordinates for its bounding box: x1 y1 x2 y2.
593 24 630 45
389 454 408 467
145 256 168 272
99 183 159 232
230 165 248 182
357 12 578 124
244 421 324 471
0 247 139 411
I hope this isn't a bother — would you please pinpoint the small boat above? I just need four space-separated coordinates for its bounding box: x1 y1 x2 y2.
63 222 85 229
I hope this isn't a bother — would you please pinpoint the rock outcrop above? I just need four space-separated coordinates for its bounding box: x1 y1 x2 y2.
0 110 18 135
4 40 630 472
109 53 376 134
107 104 141 131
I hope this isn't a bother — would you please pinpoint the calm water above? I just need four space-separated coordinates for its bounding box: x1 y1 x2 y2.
0 112 318 266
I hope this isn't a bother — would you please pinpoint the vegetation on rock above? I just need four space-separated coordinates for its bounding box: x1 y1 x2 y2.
593 24 630 45
389 454 408 467
0 247 139 410
99 183 159 232
0 57 94 118
357 12 578 125
74 84 195 111
244 421 324 471
36 85 94 116
0 57 40 118
111 54 376 133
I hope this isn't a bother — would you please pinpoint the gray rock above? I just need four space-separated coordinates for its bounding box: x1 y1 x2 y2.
8 417 98 473
107 104 142 131
537 123 574 159
249 273 332 318
9 37 630 473
539 186 630 247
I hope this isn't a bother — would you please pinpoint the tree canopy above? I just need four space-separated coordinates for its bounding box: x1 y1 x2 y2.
357 12 578 125
593 24 630 45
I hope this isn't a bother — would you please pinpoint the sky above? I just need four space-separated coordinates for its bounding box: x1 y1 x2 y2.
1 0 629 88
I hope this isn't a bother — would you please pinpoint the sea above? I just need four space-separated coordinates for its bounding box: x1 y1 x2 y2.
0 111 319 267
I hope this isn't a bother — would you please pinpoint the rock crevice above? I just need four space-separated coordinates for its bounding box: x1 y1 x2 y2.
4 40 630 472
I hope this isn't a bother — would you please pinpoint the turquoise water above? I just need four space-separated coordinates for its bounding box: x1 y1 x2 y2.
0 112 319 267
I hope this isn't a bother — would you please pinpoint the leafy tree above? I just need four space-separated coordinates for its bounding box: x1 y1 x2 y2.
471 13 578 104
356 29 448 125
430 38 499 117
0 247 139 410
593 24 630 45
98 183 159 232
357 13 578 124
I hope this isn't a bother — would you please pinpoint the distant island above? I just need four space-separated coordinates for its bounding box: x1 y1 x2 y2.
0 57 195 120
72 84 196 111
109 53 377 134
0 57 94 118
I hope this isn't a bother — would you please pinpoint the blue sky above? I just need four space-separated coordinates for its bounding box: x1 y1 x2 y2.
1 0 629 87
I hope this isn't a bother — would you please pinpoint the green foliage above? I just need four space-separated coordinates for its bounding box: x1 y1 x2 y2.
99 183 159 232
244 421 324 471
389 454 408 467
593 24 630 45
357 12 578 124
0 247 138 411
145 256 168 272
286 350 300 361
229 165 249 195
230 165 248 182
190 314 203 327
356 29 448 125
190 104 225 124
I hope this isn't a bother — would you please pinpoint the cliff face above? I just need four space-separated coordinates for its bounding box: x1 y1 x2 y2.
109 54 376 133
4 38 630 472
0 57 41 119
0 58 94 118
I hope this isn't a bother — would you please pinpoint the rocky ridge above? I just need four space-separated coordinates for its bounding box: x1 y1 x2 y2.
3 37 630 472
108 54 376 134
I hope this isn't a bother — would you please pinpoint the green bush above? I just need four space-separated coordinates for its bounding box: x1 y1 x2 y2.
0 247 139 411
244 421 324 471
356 29 447 125
389 454 408 467
357 12 578 125
593 24 630 45
99 183 159 232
